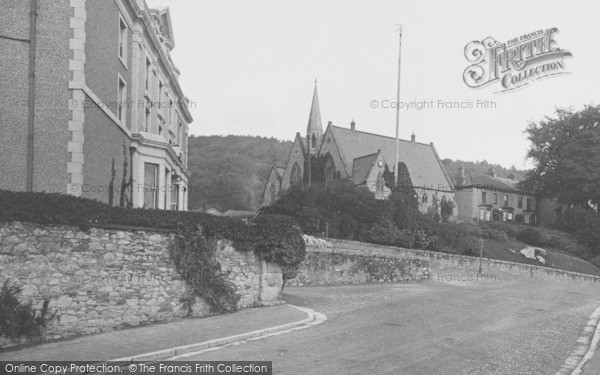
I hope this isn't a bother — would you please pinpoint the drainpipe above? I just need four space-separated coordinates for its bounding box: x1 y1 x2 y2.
26 0 38 192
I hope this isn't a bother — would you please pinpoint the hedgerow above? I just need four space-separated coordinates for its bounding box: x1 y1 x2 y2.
0 190 306 313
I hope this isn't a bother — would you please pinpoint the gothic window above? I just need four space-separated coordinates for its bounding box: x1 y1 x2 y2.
324 154 336 186
311 133 317 149
290 162 302 188
269 183 277 203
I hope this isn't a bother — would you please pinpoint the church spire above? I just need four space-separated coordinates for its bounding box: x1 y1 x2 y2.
307 80 323 154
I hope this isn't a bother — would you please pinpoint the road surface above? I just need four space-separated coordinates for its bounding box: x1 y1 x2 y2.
185 278 600 374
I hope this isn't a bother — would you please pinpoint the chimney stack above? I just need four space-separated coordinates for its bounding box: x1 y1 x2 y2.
488 166 496 178
350 119 356 131
411 132 415 142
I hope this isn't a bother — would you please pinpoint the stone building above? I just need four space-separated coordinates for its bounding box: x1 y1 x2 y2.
0 0 192 210
455 166 546 224
262 83 455 215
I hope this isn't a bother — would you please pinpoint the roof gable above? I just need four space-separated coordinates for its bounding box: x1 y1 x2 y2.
351 152 379 185
328 125 453 191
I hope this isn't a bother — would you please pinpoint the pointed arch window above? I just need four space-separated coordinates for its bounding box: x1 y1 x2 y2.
290 162 302 188
324 153 336 186
269 183 277 203
311 133 317 149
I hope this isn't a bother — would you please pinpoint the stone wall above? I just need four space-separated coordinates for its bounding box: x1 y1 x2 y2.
288 236 600 286
287 237 429 286
0 222 283 343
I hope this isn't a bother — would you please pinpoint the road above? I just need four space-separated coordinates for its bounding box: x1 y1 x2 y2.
184 279 600 374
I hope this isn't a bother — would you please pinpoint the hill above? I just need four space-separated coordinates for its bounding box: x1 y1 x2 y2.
185 135 526 211
441 159 525 185
186 135 292 211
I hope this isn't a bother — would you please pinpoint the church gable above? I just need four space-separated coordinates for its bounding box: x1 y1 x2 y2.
281 134 306 190
319 125 350 178
329 125 453 192
262 166 283 207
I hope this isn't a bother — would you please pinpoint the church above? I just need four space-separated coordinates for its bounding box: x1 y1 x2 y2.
262 83 455 216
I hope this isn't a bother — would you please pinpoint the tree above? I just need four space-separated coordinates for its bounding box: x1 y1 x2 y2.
383 162 420 229
519 105 600 209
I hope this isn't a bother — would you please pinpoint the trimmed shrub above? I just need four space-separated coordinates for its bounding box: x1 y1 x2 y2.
368 220 415 249
483 229 508 242
515 227 543 246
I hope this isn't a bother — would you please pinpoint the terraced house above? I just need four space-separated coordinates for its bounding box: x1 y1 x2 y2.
454 166 555 224
0 0 192 210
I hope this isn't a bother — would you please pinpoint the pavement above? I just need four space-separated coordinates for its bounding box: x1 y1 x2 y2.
0 304 310 362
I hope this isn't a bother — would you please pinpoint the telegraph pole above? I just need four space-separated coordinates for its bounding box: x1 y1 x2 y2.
394 25 403 187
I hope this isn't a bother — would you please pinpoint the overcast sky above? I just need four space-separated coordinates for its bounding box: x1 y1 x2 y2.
147 0 600 170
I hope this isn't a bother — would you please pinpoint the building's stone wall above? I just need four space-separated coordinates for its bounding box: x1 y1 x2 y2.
261 168 282 207
0 0 30 193
281 136 305 190
289 237 600 287
319 128 350 178
0 0 71 194
81 105 131 204
0 222 283 343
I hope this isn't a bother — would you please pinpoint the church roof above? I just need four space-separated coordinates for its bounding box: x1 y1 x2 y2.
328 125 453 192
351 152 379 185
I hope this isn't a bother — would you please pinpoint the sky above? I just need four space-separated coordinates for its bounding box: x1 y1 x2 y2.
147 0 600 170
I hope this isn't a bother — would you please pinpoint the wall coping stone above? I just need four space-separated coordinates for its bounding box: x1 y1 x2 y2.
314 238 600 282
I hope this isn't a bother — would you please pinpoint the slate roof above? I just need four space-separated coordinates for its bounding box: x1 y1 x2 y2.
222 210 257 218
351 152 379 185
462 174 519 193
328 125 453 192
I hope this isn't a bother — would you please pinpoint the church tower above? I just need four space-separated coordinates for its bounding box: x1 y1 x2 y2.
306 80 323 155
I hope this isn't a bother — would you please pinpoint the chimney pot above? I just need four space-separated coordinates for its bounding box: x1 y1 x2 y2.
411 132 415 142
351 120 356 131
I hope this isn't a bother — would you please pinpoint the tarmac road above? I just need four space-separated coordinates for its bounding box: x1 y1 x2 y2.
184 279 600 375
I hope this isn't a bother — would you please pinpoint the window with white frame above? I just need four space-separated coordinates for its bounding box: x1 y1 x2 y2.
164 168 170 209
171 185 179 211
118 17 127 64
117 77 127 122
158 81 163 107
145 57 151 91
144 101 151 132
143 163 158 209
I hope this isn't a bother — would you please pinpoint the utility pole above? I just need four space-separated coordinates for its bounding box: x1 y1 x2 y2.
394 25 403 187
307 132 311 188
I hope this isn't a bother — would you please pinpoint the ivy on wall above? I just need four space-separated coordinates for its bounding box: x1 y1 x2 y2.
0 191 307 314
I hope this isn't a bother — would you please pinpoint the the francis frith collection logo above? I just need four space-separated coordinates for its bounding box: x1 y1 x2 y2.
463 27 572 92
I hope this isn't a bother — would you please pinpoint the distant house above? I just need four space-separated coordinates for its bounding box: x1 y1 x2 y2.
455 166 557 225
262 82 455 215
222 210 257 219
